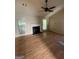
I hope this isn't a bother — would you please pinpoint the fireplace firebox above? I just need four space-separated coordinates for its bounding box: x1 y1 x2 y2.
32 26 40 35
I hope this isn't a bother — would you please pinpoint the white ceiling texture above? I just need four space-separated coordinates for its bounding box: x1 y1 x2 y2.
15 0 64 18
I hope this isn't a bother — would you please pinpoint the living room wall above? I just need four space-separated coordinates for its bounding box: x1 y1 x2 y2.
15 0 42 37
48 9 64 34
15 16 42 37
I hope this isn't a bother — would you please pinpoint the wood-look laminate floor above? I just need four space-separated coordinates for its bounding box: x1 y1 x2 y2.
15 32 64 59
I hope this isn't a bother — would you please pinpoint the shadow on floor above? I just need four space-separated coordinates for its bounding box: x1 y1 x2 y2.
37 32 64 59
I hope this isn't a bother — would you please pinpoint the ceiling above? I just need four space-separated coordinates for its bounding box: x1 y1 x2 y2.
15 0 64 18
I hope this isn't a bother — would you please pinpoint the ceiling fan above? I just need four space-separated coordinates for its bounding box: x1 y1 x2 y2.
41 0 56 12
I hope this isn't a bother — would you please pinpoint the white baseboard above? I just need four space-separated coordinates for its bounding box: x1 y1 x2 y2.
15 33 32 38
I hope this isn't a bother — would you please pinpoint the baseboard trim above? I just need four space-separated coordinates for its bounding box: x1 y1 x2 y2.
15 33 32 38
48 30 64 36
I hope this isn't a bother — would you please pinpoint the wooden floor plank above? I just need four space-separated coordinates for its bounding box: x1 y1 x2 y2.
15 32 64 59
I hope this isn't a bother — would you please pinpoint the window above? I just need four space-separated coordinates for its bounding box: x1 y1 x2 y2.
18 19 26 34
42 19 47 30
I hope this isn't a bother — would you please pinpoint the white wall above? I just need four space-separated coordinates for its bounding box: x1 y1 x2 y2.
15 16 42 37
48 9 64 34
15 0 42 37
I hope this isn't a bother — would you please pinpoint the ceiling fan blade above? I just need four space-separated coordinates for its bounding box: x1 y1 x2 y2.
48 9 53 12
49 6 56 9
41 7 45 9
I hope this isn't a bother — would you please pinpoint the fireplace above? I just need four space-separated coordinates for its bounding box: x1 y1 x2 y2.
32 26 40 35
